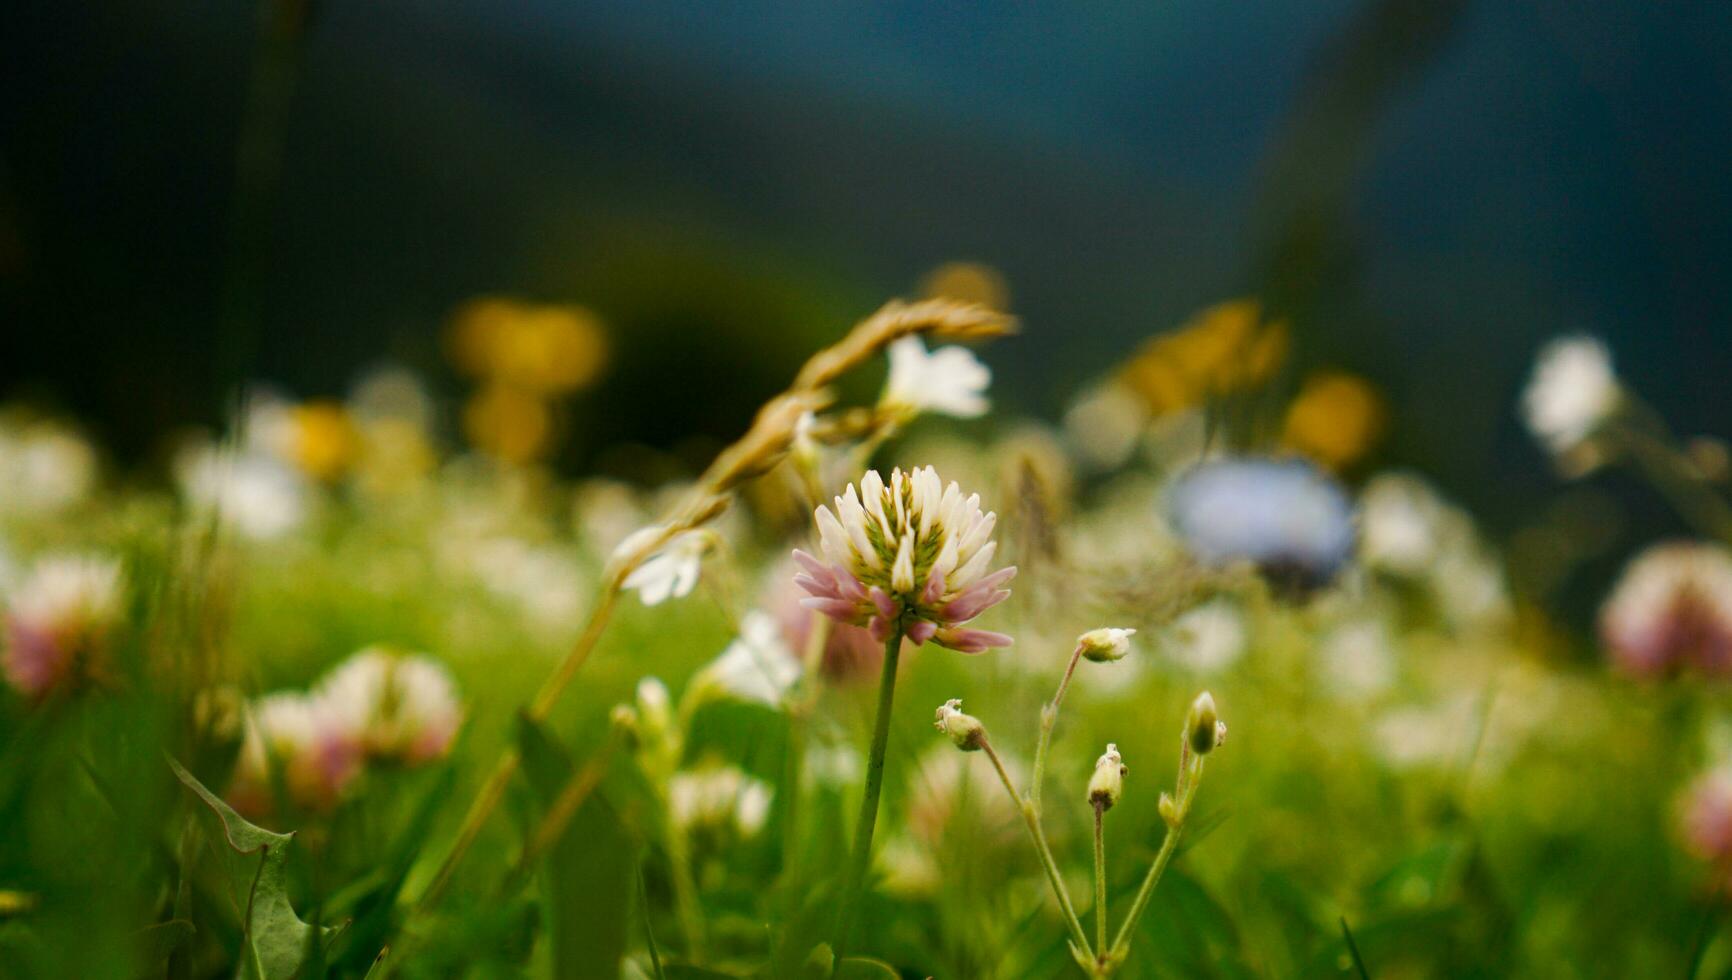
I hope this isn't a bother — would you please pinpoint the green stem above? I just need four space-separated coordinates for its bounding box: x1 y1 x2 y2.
1110 758 1204 960
667 820 707 959
1032 642 1085 810
1093 802 1108 955
981 738 1093 959
833 622 905 958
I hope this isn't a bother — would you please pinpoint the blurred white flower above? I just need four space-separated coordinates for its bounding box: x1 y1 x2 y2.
621 531 707 606
805 741 863 787
1316 619 1396 701
0 421 96 517
1359 473 1447 576
1 554 123 699
1600 541 1732 677
229 691 363 815
176 443 308 541
881 335 991 419
1521 336 1619 458
1163 600 1245 673
316 646 463 764
668 765 773 837
465 537 586 630
696 610 801 708
1373 696 1478 771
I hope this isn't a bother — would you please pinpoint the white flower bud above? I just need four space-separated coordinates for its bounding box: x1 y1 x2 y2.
1158 792 1178 827
1186 691 1221 755
1088 743 1126 811
637 677 672 739
1078 627 1136 663
933 698 986 752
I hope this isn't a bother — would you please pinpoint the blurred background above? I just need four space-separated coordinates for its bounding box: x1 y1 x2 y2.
4 0 1731 608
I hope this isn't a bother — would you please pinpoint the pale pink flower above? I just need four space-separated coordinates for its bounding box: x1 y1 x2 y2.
1680 768 1732 881
793 466 1014 654
228 692 364 816
1600 542 1732 677
2 555 123 700
317 646 464 764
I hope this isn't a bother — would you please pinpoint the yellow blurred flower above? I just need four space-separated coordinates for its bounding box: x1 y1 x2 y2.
355 418 437 495
447 298 609 395
462 384 552 465
289 401 359 482
1282 371 1386 469
920 261 1010 312
1118 299 1288 415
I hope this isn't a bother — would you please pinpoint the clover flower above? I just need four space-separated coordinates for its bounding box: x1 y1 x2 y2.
881 336 991 420
2 555 123 700
228 692 364 816
1600 542 1732 677
694 610 801 708
793 466 1014 653
316 646 464 764
1168 457 1355 589
668 764 773 838
1680 768 1732 878
1522 335 1619 460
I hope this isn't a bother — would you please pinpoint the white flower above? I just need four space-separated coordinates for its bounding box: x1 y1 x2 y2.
1521 336 1619 457
175 443 308 541
1315 620 1396 701
881 336 991 419
316 646 463 764
2 554 124 698
1163 600 1245 673
465 537 586 629
1359 473 1446 576
696 611 800 708
621 531 707 606
230 691 362 814
668 765 773 836
0 421 96 517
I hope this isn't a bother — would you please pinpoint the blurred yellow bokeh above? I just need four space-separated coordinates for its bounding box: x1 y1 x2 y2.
290 401 360 482
920 261 1011 313
1118 299 1288 416
446 298 609 396
1282 370 1386 469
462 384 553 465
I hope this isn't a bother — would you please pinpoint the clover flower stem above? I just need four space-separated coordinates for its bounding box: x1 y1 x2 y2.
1109 756 1206 964
1032 641 1085 811
1093 801 1108 955
833 620 906 959
980 736 1093 960
780 615 835 888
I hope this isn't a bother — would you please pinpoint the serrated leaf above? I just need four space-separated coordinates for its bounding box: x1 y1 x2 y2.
516 715 633 980
168 756 339 980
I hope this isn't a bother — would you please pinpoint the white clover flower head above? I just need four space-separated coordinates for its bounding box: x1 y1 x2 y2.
0 421 97 517
229 691 363 815
668 765 774 837
1078 626 1136 663
2 554 123 700
175 444 308 541
1358 473 1447 577
316 646 464 764
881 335 991 420
792 466 1015 653
1522 335 1620 458
696 610 801 708
1600 541 1732 677
621 530 708 606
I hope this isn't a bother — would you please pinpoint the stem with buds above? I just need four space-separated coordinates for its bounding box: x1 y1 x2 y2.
980 738 1094 958
1093 801 1108 954
1032 640 1085 810
1107 747 1208 968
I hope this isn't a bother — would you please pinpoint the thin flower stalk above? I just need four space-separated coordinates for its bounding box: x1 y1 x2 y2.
979 736 1094 959
1032 638 1087 810
833 622 907 957
1093 801 1108 954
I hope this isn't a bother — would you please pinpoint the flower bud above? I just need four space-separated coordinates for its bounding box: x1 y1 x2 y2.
636 677 673 741
933 698 986 751
1186 691 1221 755
1088 743 1126 810
1158 792 1178 827
609 703 640 745
1078 627 1136 663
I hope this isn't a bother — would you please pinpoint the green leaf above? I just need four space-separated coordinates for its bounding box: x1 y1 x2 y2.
134 919 196 966
168 756 339 980
515 715 634 980
663 967 740 979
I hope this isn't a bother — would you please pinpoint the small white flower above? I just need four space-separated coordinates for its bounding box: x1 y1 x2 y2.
697 611 801 708
621 532 707 606
175 444 308 541
668 765 773 837
1315 619 1396 701
1521 335 1619 457
0 421 96 517
882 336 991 419
1163 600 1245 673
1359 473 1446 577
